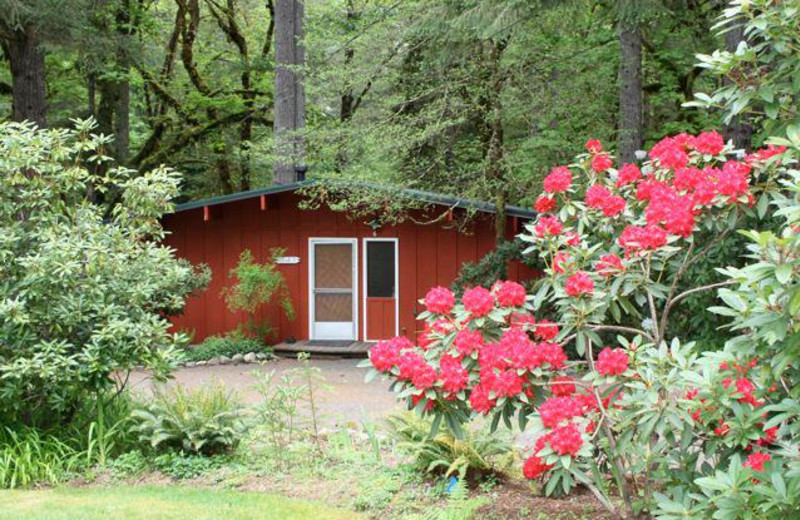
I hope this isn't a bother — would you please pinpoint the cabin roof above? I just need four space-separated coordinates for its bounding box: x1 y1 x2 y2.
173 179 537 219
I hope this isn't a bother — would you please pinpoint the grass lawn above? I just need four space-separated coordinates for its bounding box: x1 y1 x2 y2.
0 485 362 520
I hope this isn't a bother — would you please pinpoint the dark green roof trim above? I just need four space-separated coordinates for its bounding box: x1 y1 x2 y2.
173 179 536 219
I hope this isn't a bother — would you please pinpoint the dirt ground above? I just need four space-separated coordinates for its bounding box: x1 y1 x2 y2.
127 357 401 427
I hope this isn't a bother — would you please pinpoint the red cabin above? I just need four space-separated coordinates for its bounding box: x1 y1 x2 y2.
163 181 536 345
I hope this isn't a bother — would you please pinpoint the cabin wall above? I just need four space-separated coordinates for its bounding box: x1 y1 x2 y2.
163 191 536 344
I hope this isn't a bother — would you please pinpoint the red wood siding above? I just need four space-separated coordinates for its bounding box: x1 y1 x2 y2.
163 191 533 343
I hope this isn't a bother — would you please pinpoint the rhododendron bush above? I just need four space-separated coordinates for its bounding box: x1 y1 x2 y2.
364 130 800 519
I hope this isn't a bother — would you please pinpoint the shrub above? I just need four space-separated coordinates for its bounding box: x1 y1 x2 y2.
453 238 542 295
222 248 295 340
386 412 512 481
365 132 796 519
0 120 208 428
183 334 270 362
131 384 247 456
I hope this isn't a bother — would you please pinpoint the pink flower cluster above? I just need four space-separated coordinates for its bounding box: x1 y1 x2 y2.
596 347 630 376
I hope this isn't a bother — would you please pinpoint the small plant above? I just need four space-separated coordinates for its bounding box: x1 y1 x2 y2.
183 334 269 362
386 412 513 481
251 369 306 470
221 248 295 341
0 427 83 488
107 450 148 479
131 383 247 456
406 478 487 520
151 452 221 480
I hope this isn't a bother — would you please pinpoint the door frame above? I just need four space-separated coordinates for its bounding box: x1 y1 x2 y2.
308 237 359 341
362 237 399 342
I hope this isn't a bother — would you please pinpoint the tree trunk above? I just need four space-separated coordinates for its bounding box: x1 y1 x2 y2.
723 23 752 151
6 26 47 127
618 3 643 164
273 0 305 184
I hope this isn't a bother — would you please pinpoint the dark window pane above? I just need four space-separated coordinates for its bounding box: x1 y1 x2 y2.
367 242 395 298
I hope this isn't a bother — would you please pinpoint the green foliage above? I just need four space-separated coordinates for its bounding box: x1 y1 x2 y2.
404 478 487 520
107 450 149 479
0 120 206 428
453 238 542 295
183 334 270 362
131 384 247 456
689 0 800 142
250 354 331 469
655 142 800 520
0 427 84 489
386 412 513 481
151 452 222 480
221 248 294 341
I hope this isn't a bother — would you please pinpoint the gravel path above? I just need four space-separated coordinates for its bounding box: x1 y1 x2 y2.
127 357 401 427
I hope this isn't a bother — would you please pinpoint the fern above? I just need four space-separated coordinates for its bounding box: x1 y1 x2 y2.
386 412 512 480
406 479 488 520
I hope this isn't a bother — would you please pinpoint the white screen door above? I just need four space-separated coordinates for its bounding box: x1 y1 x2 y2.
310 239 357 340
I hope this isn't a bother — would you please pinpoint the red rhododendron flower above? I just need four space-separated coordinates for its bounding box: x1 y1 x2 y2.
453 329 484 356
438 354 469 394
591 153 613 172
547 423 584 456
369 336 413 372
492 280 527 307
485 369 525 398
564 230 580 246
565 271 594 297
717 160 750 199
539 396 584 428
553 251 572 274
535 194 557 213
468 384 496 414
744 452 771 472
523 455 553 480
752 144 787 162
602 195 626 217
758 426 778 446
534 215 563 237
370 341 402 372
596 347 629 376
714 420 731 436
596 254 624 277
585 139 603 153
616 163 642 187
535 342 567 369
618 224 667 254
585 184 611 209
424 286 456 315
462 286 495 317
534 319 559 341
692 130 725 155
551 376 576 397
650 136 689 170
543 166 572 193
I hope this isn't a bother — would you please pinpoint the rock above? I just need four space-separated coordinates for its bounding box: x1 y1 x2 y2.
255 352 268 360
243 352 257 363
231 353 244 364
195 360 207 366
207 357 221 366
185 361 195 368
219 355 231 365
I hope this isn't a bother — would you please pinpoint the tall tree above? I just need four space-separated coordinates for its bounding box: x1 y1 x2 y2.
273 0 305 184
0 6 47 126
617 0 643 163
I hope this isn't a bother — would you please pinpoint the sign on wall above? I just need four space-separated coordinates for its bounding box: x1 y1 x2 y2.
276 256 301 265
